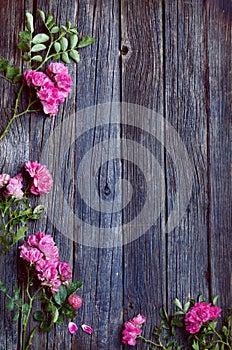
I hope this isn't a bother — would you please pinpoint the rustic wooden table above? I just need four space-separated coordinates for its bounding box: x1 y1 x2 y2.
0 0 231 349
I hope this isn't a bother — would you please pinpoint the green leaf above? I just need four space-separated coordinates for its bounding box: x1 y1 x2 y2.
69 49 80 64
7 298 15 311
13 286 20 301
18 41 30 52
33 205 45 214
70 34 78 49
22 54 30 61
37 9 45 22
214 344 219 350
31 44 46 52
40 321 51 332
54 42 61 53
45 14 54 26
31 55 43 62
33 310 45 321
22 303 30 313
13 310 20 322
26 13 34 33
61 52 70 64
192 340 199 350
19 31 32 42
0 57 8 71
32 33 50 44
54 285 67 306
47 20 56 30
174 311 184 316
61 25 67 32
61 304 76 318
13 226 27 244
183 301 191 313
70 28 78 35
56 315 63 324
0 281 7 293
212 295 219 306
50 26 60 34
173 298 183 310
51 306 59 323
53 54 60 60
6 66 20 79
78 36 95 48
172 319 184 328
60 37 68 51
67 281 83 296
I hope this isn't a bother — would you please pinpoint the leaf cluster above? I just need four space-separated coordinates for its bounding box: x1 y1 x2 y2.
0 57 22 83
17 9 95 68
0 281 23 322
33 281 83 332
0 196 45 254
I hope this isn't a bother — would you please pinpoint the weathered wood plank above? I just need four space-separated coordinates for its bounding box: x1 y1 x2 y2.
120 1 166 348
164 0 211 309
206 0 232 311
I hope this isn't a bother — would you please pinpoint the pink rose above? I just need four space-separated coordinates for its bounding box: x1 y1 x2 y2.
132 314 146 325
53 73 72 95
19 245 43 263
122 321 142 346
25 161 53 195
57 261 72 282
5 177 23 199
0 174 10 188
47 62 69 75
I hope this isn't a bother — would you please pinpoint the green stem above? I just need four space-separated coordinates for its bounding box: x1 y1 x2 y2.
137 335 166 349
22 267 42 350
0 85 38 142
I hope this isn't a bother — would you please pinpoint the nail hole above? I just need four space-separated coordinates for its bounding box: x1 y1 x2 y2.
121 45 129 55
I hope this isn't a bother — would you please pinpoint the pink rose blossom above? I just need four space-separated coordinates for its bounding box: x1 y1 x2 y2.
81 324 93 335
24 70 34 86
68 322 78 334
57 261 72 283
122 320 142 346
53 73 72 95
185 301 222 334
132 314 146 325
0 174 10 188
5 177 23 199
68 295 82 310
37 234 59 261
209 305 222 320
19 245 43 263
24 161 53 195
47 62 69 75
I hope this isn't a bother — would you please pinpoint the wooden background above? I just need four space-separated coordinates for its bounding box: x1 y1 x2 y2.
0 0 231 349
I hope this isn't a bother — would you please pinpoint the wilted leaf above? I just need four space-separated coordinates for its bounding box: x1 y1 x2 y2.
19 31 31 42
18 41 30 52
6 66 20 79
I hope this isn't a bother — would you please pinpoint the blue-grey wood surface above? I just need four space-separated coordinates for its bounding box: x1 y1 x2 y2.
0 0 231 349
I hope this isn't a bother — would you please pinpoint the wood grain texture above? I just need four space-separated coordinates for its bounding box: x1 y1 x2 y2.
0 0 231 349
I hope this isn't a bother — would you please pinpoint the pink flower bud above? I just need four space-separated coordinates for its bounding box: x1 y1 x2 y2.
68 295 82 310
